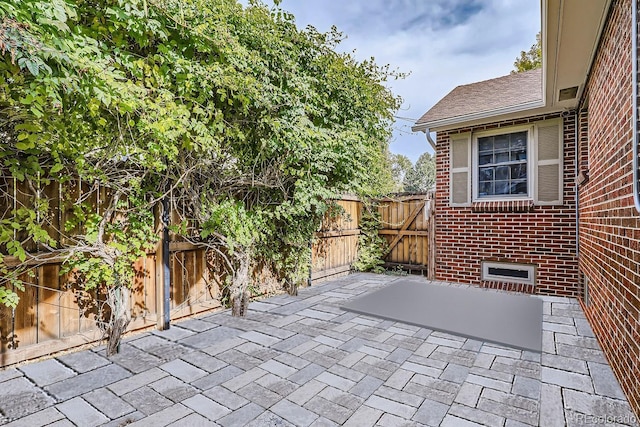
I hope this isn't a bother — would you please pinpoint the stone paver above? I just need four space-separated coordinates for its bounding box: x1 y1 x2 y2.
167 412 217 427
149 376 198 402
190 365 243 390
19 359 75 387
182 394 231 421
364 394 417 419
271 399 319 427
588 361 627 400
152 325 195 342
0 377 55 420
217 402 263 426
57 350 110 373
0 273 637 427
128 403 191 427
0 369 22 384
83 388 136 419
108 367 168 396
343 405 383 427
123 386 174 416
55 397 109 427
159 359 207 383
179 326 244 349
3 407 63 427
107 344 164 373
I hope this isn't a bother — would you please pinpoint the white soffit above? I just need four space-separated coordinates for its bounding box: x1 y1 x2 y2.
545 0 611 110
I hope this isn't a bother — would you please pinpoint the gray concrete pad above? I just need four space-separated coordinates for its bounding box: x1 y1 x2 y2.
0 273 637 427
342 280 543 352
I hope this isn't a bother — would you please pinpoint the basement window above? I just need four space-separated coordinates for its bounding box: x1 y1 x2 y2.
482 262 535 285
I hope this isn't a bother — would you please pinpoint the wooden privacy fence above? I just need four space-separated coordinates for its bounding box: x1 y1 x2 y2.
0 178 433 367
0 175 223 366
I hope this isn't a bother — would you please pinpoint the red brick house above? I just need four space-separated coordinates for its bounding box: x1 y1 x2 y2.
413 0 640 415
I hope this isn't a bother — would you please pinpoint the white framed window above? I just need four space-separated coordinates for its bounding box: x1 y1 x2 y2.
473 126 532 200
448 119 563 206
482 261 536 286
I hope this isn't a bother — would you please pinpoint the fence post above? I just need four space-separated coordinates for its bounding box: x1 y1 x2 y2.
156 198 171 330
308 240 312 287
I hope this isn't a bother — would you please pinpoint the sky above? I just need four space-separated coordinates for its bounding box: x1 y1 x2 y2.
256 0 541 162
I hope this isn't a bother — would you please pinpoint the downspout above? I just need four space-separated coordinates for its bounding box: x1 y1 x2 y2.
424 129 436 280
575 111 579 257
424 129 437 151
633 0 640 213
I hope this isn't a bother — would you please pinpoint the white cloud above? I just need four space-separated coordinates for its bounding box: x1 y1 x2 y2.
252 0 541 161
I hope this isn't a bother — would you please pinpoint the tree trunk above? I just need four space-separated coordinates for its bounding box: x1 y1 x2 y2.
106 285 131 356
230 251 250 317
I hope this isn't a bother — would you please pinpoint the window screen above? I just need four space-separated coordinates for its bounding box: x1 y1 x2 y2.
477 131 528 197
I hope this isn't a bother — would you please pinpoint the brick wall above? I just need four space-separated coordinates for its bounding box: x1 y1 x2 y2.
434 112 580 296
579 0 640 415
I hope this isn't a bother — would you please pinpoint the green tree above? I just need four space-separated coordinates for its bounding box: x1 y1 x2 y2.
0 0 402 353
404 152 435 192
389 153 413 192
513 31 541 73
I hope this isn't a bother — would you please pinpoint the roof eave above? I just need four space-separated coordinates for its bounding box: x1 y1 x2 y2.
543 0 611 111
411 99 546 133
412 0 612 137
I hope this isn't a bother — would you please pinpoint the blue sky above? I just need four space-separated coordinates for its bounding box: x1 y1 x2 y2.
255 1 541 162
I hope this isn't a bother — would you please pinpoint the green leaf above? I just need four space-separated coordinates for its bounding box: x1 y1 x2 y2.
50 163 64 174
15 141 35 150
25 60 39 77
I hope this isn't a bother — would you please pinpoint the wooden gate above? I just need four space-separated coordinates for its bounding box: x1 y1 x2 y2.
311 197 361 282
378 193 434 277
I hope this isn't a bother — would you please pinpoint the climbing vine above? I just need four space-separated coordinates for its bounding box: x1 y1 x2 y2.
0 0 402 354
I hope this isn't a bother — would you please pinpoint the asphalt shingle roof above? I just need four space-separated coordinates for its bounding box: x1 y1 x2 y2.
414 68 542 127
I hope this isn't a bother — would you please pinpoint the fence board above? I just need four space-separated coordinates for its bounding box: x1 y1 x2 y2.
0 306 11 354
41 181 61 245
171 252 184 309
37 266 61 343
14 272 37 347
78 289 97 334
59 280 79 338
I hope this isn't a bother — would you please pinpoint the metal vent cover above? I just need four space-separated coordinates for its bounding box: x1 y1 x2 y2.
482 261 536 285
558 86 579 101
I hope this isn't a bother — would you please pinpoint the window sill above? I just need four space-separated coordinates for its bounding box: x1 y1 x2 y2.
471 200 534 213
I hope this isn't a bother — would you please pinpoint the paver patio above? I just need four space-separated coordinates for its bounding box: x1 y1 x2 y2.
0 273 637 426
